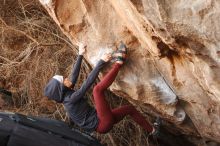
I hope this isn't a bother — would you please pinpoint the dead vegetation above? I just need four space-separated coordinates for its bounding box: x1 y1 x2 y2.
0 0 75 118
0 0 152 145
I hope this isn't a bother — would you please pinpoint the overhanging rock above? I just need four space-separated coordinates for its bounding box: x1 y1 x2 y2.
39 0 220 142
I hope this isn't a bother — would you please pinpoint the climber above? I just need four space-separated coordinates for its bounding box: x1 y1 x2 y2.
44 42 160 136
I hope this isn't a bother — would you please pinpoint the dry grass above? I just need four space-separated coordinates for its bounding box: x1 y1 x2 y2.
0 0 152 145
0 0 80 119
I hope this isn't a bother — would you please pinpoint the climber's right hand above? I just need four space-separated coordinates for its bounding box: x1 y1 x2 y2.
101 53 112 62
79 43 86 55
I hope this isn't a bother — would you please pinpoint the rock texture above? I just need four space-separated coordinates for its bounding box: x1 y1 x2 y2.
39 0 220 142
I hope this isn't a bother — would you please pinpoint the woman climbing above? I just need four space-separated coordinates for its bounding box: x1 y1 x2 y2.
44 42 160 135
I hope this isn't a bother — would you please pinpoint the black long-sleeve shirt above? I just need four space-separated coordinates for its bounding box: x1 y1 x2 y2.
63 55 106 132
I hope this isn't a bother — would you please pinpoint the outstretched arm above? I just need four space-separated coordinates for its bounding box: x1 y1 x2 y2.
70 55 83 86
69 53 112 103
70 44 86 87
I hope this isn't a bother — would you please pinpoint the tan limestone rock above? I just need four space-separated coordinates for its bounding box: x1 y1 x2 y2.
39 0 220 142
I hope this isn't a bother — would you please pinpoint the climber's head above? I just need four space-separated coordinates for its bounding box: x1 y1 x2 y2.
44 75 69 103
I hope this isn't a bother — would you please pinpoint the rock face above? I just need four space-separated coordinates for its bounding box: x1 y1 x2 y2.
39 0 220 142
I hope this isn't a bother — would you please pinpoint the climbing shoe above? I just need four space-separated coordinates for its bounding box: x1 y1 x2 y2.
151 116 161 137
111 41 127 64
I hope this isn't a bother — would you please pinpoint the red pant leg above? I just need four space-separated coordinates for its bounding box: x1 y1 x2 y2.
112 105 153 132
93 63 153 133
93 63 121 133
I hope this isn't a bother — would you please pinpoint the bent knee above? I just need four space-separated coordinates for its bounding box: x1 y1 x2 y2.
96 120 113 134
96 128 109 134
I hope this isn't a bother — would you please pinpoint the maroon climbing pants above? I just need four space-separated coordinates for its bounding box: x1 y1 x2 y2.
93 63 153 133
